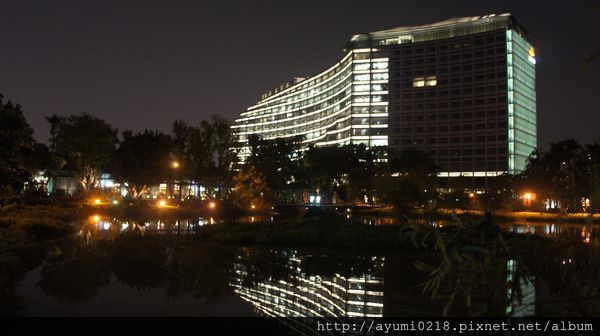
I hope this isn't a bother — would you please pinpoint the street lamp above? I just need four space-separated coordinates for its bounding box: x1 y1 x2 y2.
170 161 182 202
522 192 535 206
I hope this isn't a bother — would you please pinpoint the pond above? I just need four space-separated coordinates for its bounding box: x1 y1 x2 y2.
7 216 600 318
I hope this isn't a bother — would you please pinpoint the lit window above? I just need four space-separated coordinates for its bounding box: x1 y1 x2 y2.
412 77 425 87
398 35 413 44
372 61 388 69
370 139 388 146
353 95 370 103
354 84 370 92
413 76 436 87
372 73 388 80
354 63 370 71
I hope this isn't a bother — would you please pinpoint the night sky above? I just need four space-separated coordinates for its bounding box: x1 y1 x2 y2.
1 0 599 149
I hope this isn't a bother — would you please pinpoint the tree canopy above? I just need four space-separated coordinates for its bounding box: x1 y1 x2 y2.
0 97 47 203
111 130 172 199
47 113 118 192
170 116 236 198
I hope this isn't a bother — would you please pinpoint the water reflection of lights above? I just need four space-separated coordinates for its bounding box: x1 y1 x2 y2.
581 226 592 244
562 258 574 265
97 220 111 230
505 259 536 316
80 217 223 236
231 251 385 318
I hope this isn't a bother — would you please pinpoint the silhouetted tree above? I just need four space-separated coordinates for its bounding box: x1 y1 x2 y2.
111 130 172 199
246 134 303 203
520 139 584 211
232 164 269 211
170 116 237 198
47 113 118 192
0 95 50 204
375 148 438 213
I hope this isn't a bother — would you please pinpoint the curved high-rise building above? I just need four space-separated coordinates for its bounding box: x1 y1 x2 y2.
232 14 536 177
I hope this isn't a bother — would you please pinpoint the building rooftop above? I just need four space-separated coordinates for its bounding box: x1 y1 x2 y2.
255 14 527 104
345 13 527 50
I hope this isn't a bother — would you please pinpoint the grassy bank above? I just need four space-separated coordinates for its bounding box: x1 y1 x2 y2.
0 203 83 315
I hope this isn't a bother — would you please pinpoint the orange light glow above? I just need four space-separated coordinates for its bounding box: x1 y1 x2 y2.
209 202 216 209
582 226 592 244
171 161 180 168
94 198 101 205
251 204 256 210
91 215 101 222
158 200 167 208
522 192 536 206
469 192 475 199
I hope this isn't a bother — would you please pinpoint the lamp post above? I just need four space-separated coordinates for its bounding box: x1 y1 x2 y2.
522 192 535 207
171 161 182 204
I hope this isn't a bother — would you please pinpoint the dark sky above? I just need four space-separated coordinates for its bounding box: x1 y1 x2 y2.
1 0 599 149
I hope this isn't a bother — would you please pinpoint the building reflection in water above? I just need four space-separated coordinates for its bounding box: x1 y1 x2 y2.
505 259 536 317
74 216 597 318
231 250 384 318
230 249 547 319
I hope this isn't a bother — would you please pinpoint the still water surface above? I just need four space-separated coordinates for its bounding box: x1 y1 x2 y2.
11 216 600 317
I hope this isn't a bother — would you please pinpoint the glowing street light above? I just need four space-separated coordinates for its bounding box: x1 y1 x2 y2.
158 200 167 208
208 201 216 209
469 192 475 199
170 161 182 202
91 215 101 223
251 204 256 210
94 198 102 205
522 192 536 206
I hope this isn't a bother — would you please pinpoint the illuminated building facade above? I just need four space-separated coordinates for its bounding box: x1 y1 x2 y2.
232 14 536 176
